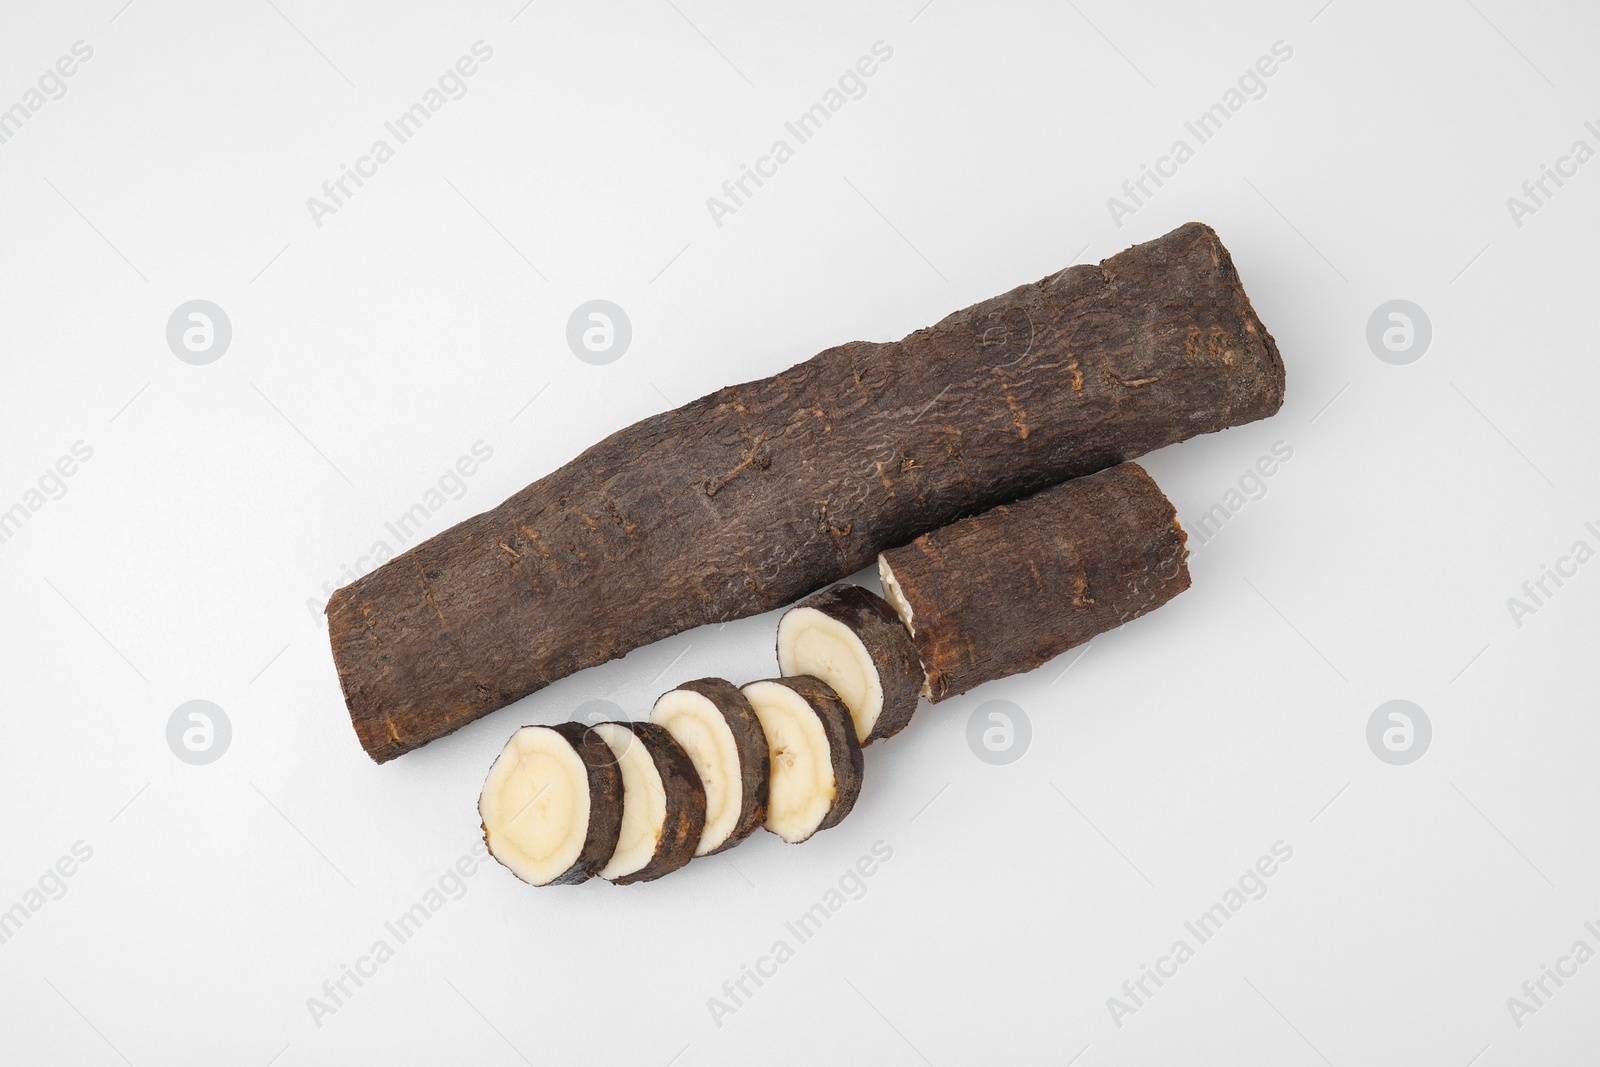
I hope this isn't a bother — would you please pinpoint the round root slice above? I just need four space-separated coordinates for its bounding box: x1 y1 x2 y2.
740 677 864 844
479 722 623 887
649 679 771 857
593 722 707 885
776 585 923 745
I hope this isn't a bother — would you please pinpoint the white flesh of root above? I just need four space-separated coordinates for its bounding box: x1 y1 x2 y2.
593 724 668 881
741 680 836 843
876 557 932 698
776 607 882 744
479 726 591 887
650 690 741 856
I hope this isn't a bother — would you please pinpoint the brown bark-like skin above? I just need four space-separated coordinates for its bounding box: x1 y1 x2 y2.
664 678 769 856
878 463 1190 702
604 722 707 886
746 676 865 840
482 721 622 887
329 222 1283 761
778 585 922 744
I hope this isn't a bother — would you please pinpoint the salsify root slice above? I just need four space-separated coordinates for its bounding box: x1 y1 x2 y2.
740 677 864 844
592 721 706 884
777 585 922 744
479 722 622 887
649 679 770 856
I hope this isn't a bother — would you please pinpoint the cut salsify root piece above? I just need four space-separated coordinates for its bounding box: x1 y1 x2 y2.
592 722 706 885
740 677 864 844
479 722 623 887
776 585 922 745
649 679 770 857
878 462 1191 702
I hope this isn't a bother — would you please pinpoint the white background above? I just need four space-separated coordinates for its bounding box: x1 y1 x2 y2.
1 1 1597 1064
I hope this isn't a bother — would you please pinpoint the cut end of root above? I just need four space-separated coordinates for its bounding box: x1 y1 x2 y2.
876 556 932 699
